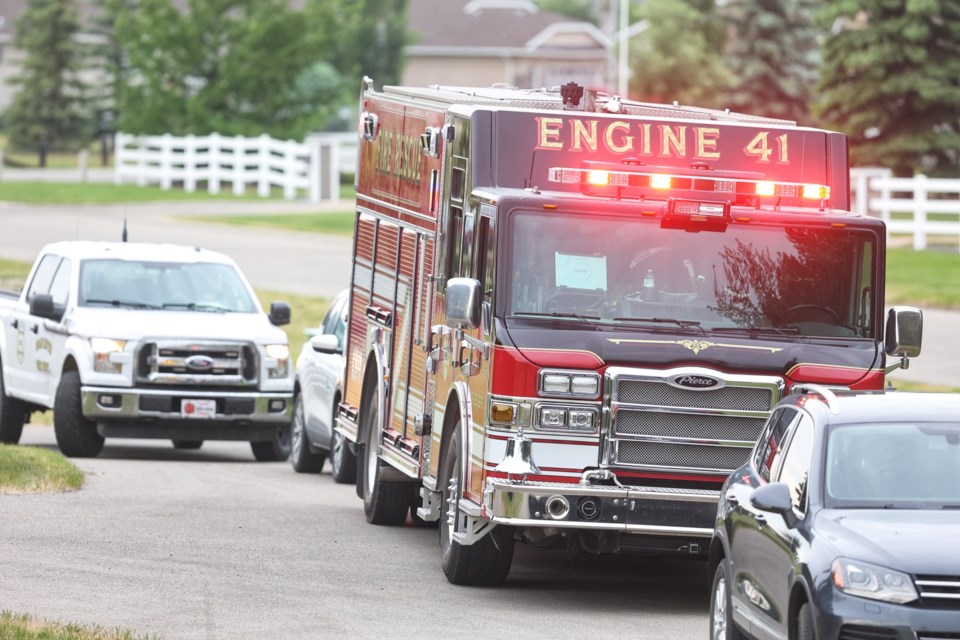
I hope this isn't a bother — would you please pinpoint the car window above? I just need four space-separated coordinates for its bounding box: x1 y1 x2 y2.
48 258 72 307
26 254 61 301
775 412 815 512
754 407 798 483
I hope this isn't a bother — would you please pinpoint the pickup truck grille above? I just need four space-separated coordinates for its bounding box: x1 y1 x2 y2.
137 340 258 387
603 367 782 477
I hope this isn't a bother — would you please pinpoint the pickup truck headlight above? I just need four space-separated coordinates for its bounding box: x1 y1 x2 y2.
832 558 918 604
90 338 127 374
264 343 290 379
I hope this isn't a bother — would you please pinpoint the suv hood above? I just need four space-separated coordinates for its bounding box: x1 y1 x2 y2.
68 308 287 344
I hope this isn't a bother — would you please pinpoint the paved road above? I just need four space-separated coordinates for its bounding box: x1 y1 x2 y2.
0 425 710 640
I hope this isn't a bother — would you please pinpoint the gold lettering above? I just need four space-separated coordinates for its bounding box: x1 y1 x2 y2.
604 121 634 153
695 127 721 160
571 119 598 152
660 125 686 157
640 123 651 155
536 117 564 149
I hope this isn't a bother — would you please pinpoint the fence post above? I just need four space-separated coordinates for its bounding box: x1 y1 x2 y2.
184 134 196 193
209 133 221 195
257 134 271 198
913 174 928 251
233 136 246 196
308 140 321 203
78 149 89 183
159 133 172 190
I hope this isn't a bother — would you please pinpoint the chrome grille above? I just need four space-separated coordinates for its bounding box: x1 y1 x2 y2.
916 575 960 607
604 367 782 476
137 340 257 387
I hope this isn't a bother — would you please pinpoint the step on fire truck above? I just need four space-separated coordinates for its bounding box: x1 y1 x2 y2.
338 77 923 586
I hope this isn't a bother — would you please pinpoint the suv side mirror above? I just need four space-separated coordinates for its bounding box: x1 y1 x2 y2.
30 293 63 322
445 278 481 329
270 301 292 326
885 306 922 358
310 334 341 355
750 482 793 514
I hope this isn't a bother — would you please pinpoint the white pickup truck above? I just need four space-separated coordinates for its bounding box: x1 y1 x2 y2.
0 241 295 460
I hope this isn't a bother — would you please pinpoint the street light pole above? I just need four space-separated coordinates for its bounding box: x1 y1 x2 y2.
618 0 629 97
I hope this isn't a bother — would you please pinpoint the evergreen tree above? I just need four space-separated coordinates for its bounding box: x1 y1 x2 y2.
815 1 960 176
336 0 409 89
89 0 136 134
630 0 733 106
721 0 822 124
5 0 91 151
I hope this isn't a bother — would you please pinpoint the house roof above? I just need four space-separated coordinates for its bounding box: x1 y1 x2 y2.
407 0 609 54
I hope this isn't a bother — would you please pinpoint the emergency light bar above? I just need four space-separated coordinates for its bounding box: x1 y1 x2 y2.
548 167 831 202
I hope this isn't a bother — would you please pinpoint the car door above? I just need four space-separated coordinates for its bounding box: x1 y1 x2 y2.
302 292 347 447
728 407 798 640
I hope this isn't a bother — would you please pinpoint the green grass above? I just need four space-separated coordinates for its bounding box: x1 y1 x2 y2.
256 290 331 357
886 247 960 309
0 445 84 494
190 212 355 236
887 379 960 393
0 611 157 640
0 181 292 204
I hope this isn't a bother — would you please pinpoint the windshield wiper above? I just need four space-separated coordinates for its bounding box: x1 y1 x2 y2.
162 302 232 313
613 317 703 331
85 298 161 310
514 311 601 322
712 326 800 338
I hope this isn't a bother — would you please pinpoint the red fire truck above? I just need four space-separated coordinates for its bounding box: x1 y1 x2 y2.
338 78 922 586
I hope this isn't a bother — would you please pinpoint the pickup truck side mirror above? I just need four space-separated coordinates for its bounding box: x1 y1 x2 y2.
270 301 291 326
445 278 481 329
30 293 64 322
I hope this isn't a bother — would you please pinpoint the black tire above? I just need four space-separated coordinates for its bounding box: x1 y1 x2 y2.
440 423 514 586
360 390 414 525
710 560 746 640
250 422 292 462
0 363 26 444
329 420 357 484
798 602 817 640
171 440 203 450
53 370 104 458
290 395 325 473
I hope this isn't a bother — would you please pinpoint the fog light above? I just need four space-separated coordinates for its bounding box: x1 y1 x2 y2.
269 399 286 413
98 394 121 408
567 410 594 430
539 407 566 427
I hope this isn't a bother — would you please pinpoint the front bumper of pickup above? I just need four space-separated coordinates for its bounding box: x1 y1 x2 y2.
81 385 292 441
484 479 720 538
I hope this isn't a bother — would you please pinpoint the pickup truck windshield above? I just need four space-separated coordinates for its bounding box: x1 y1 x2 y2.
79 259 257 313
506 210 877 339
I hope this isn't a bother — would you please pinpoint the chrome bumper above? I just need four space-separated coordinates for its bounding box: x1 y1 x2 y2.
81 385 292 423
485 480 720 538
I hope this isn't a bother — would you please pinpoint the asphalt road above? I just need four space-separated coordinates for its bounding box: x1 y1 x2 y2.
0 426 710 639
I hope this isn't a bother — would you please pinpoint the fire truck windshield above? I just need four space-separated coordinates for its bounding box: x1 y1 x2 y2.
506 210 878 339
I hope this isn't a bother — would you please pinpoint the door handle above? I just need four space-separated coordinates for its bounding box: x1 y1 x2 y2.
11 319 19 330
725 491 739 506
30 324 39 334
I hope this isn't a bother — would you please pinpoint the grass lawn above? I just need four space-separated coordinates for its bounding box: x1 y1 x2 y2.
189 211 355 236
886 247 960 309
0 181 291 204
0 445 84 494
0 611 157 640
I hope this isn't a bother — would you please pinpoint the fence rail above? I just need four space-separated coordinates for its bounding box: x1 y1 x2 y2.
114 132 358 202
850 168 960 250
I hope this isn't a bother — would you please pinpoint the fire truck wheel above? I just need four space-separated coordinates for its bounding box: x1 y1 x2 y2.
53 370 104 458
360 391 415 525
439 424 514 586
0 362 26 444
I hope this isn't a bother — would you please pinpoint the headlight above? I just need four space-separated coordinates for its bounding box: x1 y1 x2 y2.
832 558 918 604
265 343 290 379
90 338 126 374
535 405 597 431
539 370 600 397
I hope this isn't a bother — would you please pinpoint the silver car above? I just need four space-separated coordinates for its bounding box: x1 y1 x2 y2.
289 289 357 482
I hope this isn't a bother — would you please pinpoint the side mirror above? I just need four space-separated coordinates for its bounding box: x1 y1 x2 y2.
885 306 922 358
310 334 340 355
270 301 291 326
30 293 63 322
445 278 481 329
749 482 799 528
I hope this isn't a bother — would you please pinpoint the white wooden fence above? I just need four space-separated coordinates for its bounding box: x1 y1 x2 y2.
114 132 359 203
850 167 960 250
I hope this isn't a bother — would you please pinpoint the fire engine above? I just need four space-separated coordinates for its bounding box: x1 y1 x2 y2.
338 77 923 586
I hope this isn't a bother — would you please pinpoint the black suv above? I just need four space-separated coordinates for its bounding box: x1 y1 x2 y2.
709 387 960 640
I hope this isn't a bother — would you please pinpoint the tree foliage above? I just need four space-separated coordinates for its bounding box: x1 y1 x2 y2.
335 0 409 90
720 0 822 124
113 0 350 138
537 0 599 24
629 0 732 106
815 0 960 176
4 0 91 150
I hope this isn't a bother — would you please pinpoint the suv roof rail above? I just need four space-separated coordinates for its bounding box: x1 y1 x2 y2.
790 383 841 414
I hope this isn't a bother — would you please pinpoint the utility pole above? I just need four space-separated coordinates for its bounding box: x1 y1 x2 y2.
618 0 629 97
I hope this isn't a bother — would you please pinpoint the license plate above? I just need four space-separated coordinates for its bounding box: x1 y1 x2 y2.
181 399 216 419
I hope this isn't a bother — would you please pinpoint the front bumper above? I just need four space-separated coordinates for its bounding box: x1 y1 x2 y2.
817 590 960 640
485 479 720 538
81 385 292 440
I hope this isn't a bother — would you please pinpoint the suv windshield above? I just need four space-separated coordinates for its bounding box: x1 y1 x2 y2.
825 422 960 509
506 210 877 338
79 259 257 313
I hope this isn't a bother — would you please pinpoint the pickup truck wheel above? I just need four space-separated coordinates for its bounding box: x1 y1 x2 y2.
290 395 325 473
439 424 514 586
360 391 414 525
53 370 104 458
0 365 26 444
171 440 203 450
250 422 292 462
329 423 357 484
